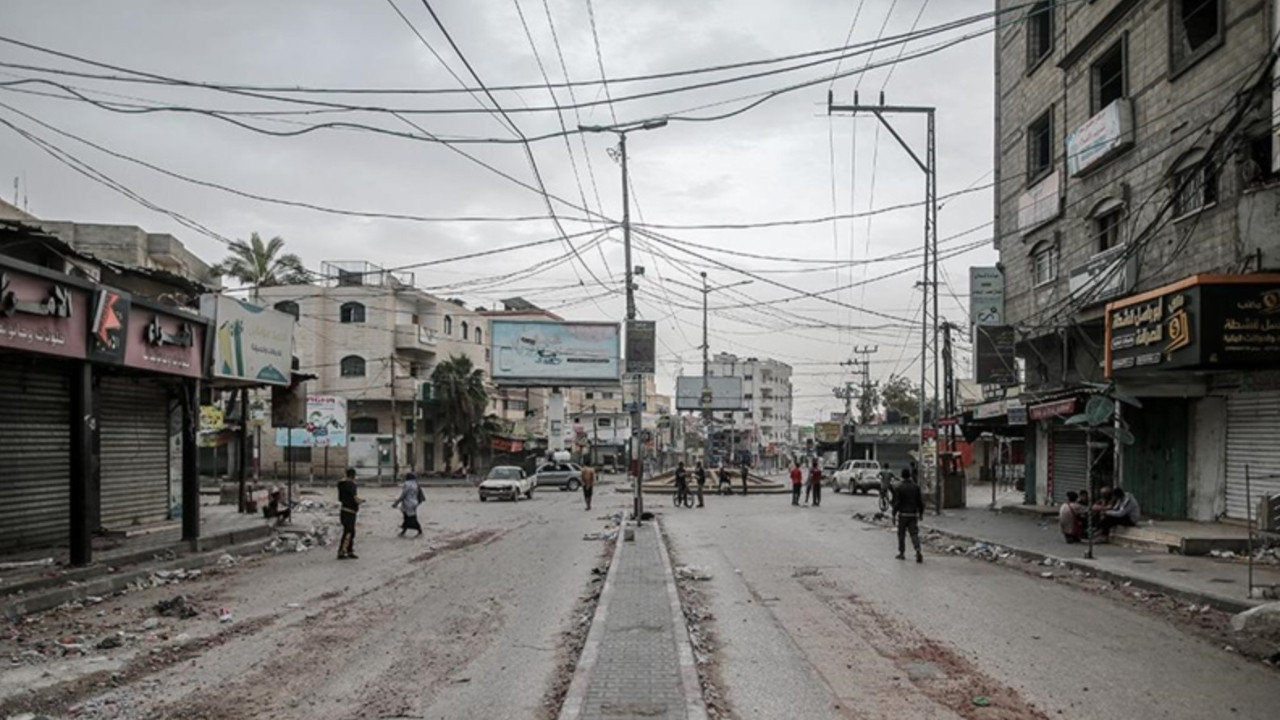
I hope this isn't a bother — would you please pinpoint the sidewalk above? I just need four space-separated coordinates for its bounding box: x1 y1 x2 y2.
914 485 1280 614
559 521 706 720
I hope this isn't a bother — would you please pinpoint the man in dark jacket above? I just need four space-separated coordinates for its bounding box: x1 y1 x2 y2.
694 461 707 508
337 468 362 560
892 473 926 563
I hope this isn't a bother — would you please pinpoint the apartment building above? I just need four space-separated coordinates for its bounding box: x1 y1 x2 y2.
705 352 793 468
996 0 1280 520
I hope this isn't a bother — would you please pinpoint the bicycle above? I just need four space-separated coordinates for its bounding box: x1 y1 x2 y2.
673 483 695 508
878 480 897 514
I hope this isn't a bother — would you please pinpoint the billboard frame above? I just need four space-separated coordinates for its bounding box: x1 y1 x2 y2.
675 376 745 411
490 319 622 387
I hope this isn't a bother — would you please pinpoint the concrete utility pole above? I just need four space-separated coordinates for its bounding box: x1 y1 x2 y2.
828 91 938 499
389 355 399 482
580 118 667 522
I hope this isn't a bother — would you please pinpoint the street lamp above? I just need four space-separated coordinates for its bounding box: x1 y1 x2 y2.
579 117 668 522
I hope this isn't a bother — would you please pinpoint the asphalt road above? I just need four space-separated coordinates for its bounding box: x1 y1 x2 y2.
660 489 1280 720
0 482 629 720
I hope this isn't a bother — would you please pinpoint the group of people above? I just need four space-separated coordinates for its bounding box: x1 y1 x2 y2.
788 459 825 507
1058 486 1142 544
333 468 428 560
673 460 752 507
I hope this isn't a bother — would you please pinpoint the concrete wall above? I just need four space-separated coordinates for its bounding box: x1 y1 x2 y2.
1187 396 1228 521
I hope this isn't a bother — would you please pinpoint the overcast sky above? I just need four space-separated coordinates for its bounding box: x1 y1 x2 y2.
0 0 998 423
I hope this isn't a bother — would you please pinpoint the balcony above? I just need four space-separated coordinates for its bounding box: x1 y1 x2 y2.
395 324 439 352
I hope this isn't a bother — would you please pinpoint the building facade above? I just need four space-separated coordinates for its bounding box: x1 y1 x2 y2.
704 352 794 468
996 0 1280 520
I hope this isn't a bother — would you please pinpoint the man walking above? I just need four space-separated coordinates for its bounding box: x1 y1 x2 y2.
581 458 596 511
337 468 362 560
694 461 707 508
740 461 750 496
808 459 823 508
790 461 803 506
892 470 925 563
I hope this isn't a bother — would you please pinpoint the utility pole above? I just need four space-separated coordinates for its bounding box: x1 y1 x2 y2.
389 355 399 482
941 322 957 515
828 91 938 501
581 117 668 522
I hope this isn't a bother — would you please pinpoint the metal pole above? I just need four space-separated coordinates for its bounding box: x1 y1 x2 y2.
621 131 643 521
1085 425 1095 560
1246 464 1254 598
238 387 249 513
928 110 940 514
390 355 399 482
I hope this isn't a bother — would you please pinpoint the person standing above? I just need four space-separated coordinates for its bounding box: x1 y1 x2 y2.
740 461 750 496
580 459 597 511
337 468 362 559
694 461 707 507
717 464 732 495
808 459 823 508
892 470 925 563
790 462 803 506
392 472 424 538
674 461 689 505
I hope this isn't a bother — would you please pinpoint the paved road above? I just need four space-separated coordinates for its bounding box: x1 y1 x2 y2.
0 484 630 720
660 492 1280 720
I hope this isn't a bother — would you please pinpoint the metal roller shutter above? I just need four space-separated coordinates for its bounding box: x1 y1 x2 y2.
0 362 70 551
98 376 172 531
1225 391 1280 521
1051 427 1087 504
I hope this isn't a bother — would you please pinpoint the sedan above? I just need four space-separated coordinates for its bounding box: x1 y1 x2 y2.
478 466 535 502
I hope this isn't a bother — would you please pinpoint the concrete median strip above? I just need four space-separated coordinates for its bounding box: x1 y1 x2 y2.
557 526 625 720
654 517 711 720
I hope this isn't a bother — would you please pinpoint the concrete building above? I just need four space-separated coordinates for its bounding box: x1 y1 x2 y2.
255 262 489 478
995 0 1280 521
704 352 793 469
565 378 675 470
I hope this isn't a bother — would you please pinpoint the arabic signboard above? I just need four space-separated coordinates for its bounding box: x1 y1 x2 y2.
973 400 1006 420
969 267 1005 326
1007 399 1028 426
88 288 130 365
491 320 621 386
123 307 205 378
1068 244 1135 307
0 268 87 359
814 422 843 445
675 376 744 411
1028 398 1077 421
200 295 293 386
974 325 1018 385
854 425 919 444
276 395 348 447
625 320 656 375
1067 99 1134 176
1017 169 1061 235
1106 275 1280 375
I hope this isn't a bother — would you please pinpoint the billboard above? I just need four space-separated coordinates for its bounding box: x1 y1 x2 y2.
276 395 348 447
625 320 656 374
974 325 1019 386
969 267 1005 326
491 320 620 386
814 422 843 445
199 295 294 386
675 376 744 411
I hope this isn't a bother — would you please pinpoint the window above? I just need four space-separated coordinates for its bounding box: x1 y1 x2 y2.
461 321 469 340
340 355 366 377
1170 0 1222 76
743 375 753 382
274 300 300 319
585 392 595 400
444 316 453 335
1027 108 1054 184
339 302 365 324
1026 1 1053 69
744 393 753 400
1094 204 1124 252
1172 157 1218 217
1033 244 1059 287
475 327 483 345
1091 37 1126 114
597 417 612 428
602 392 615 399
350 417 379 434
409 362 426 378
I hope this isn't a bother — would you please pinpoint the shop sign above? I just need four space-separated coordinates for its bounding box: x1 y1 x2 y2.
88 288 130 365
938 416 961 427
969 267 1005 326
814 422 843 444
199 404 225 448
1007 399 1028 426
1017 169 1061 235
0 269 87 359
200 294 294 386
1066 99 1133 176
1107 276 1280 375
1028 398 1077 421
921 427 938 441
1068 244 1134 307
855 425 919 444
275 395 348 447
975 325 1018 385
492 437 524 453
973 400 1006 419
124 309 204 378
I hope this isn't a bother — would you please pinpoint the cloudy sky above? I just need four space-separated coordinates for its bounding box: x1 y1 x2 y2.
0 0 998 423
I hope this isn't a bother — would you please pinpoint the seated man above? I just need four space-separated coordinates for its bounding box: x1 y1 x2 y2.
1098 487 1140 534
263 488 291 525
1058 491 1085 543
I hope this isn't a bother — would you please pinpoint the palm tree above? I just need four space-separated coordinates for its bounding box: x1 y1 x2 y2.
211 232 310 298
430 355 489 472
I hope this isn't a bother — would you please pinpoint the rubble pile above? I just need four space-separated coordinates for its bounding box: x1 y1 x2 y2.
153 595 199 620
127 568 201 591
582 512 623 542
265 525 332 554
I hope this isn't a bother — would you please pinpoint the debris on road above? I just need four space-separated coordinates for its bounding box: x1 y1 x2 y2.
218 608 233 623
0 557 55 571
154 596 199 620
265 525 332 553
675 565 712 582
1230 602 1280 635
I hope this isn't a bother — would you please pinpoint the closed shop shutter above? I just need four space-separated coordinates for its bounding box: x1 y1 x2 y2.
99 376 171 531
1225 391 1280 521
1051 427 1087 504
0 362 70 551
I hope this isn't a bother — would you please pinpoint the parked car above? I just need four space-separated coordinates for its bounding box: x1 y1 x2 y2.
535 462 583 491
478 465 536 502
831 459 884 494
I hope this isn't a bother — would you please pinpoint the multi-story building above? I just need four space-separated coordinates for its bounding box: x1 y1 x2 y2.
256 261 489 477
703 352 793 468
995 0 1280 520
565 377 674 469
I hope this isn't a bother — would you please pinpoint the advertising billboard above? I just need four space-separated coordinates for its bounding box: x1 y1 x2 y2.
200 295 294 386
974 325 1019 386
814 422 843 445
491 320 621 386
969 267 1005 326
675 376 744 411
276 395 348 447
625 320 656 374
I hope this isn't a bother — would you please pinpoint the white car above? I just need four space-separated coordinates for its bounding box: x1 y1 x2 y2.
478 466 536 502
832 459 884 494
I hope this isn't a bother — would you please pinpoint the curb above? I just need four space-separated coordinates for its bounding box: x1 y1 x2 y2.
1 534 277 620
557 526 626 720
906 520 1255 615
654 517 711 720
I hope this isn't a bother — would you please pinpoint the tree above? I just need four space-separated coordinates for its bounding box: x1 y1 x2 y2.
880 375 921 424
211 232 310 297
430 354 489 472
